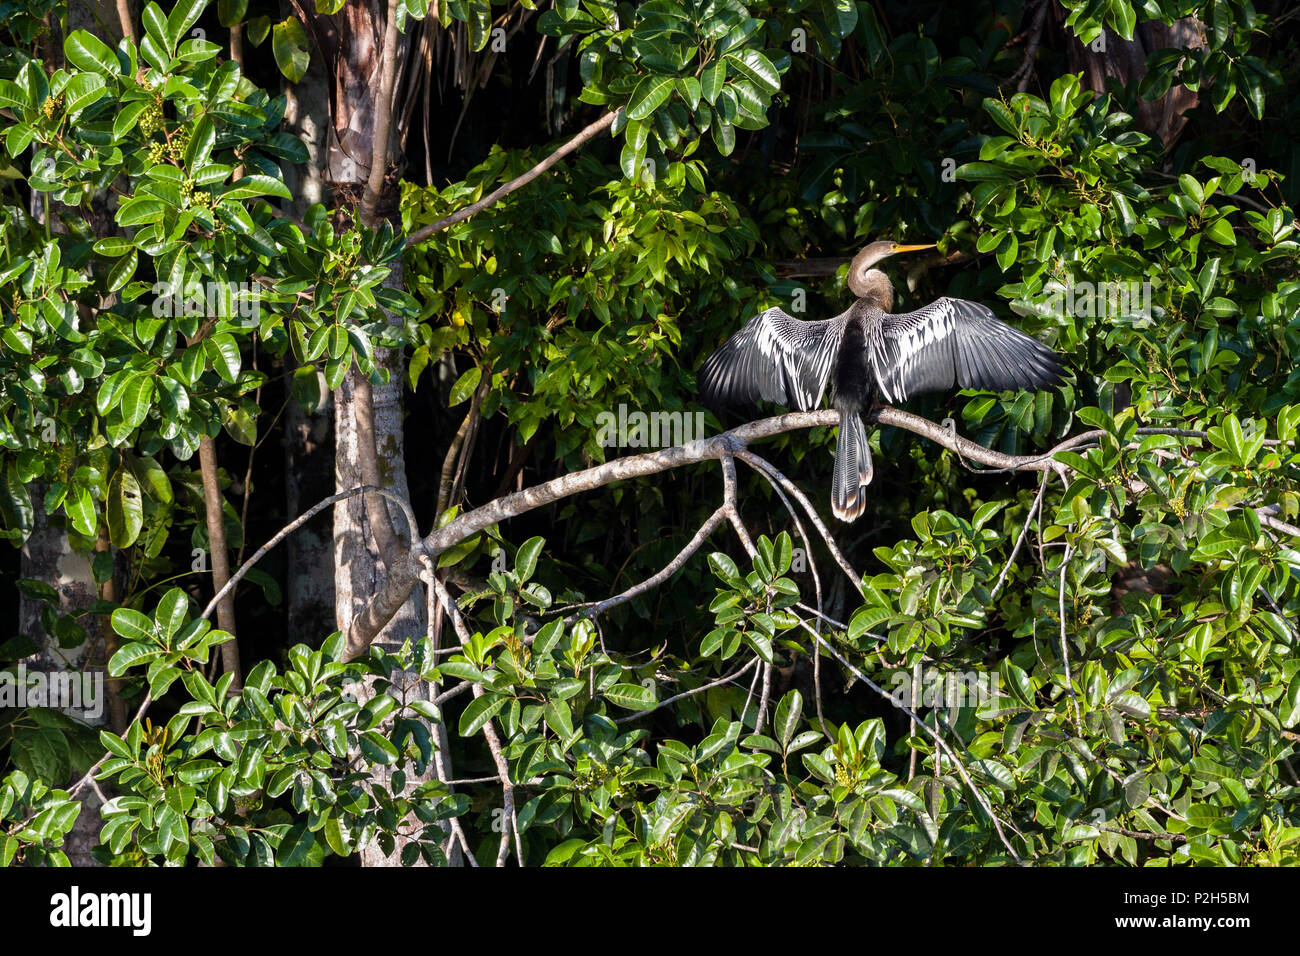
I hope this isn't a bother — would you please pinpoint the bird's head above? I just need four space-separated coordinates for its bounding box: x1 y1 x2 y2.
848 240 936 302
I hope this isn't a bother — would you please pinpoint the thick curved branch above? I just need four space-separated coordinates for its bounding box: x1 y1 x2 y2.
344 407 1085 659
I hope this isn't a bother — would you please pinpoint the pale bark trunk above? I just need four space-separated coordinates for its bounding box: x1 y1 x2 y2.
18 488 111 865
14 0 130 866
307 0 438 866
334 320 440 867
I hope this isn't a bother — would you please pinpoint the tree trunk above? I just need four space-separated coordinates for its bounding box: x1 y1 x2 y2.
18 489 112 865
1062 14 1207 151
12 0 130 866
298 0 441 866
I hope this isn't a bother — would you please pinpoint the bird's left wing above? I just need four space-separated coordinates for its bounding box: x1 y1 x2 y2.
697 307 847 411
872 297 1063 404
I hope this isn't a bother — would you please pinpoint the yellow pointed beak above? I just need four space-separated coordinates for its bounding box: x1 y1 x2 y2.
893 243 936 253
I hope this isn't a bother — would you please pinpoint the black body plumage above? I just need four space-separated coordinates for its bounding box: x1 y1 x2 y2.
697 244 1064 522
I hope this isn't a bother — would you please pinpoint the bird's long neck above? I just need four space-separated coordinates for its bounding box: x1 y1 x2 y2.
853 269 894 311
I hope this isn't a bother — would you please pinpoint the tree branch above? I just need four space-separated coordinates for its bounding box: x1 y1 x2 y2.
406 111 617 246
361 0 403 226
198 435 241 687
344 407 1086 659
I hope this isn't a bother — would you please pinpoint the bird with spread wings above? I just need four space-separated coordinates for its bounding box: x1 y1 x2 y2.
698 241 1064 521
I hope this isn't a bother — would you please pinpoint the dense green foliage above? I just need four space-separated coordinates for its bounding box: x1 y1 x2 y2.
2 0 1299 866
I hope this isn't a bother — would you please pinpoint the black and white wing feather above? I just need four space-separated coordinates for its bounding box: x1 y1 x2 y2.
871 297 1062 404
697 307 848 411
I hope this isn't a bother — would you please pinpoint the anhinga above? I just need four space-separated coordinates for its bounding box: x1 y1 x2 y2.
698 240 1064 521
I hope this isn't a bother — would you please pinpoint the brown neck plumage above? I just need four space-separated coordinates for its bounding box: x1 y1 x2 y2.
850 269 893 311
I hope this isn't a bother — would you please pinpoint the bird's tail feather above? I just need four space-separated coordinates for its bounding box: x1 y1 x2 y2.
831 410 873 522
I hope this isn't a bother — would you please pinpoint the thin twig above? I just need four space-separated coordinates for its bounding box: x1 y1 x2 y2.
735 450 863 596
202 485 418 623
407 111 616 245
565 507 727 621
613 658 760 724
431 575 519 867
810 631 1023 864
1058 543 1083 730
1096 823 1187 844
736 452 829 733
990 469 1052 603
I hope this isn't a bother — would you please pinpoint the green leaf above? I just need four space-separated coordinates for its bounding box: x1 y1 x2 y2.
711 119 735 156
359 731 399 765
100 729 135 759
64 485 97 537
63 73 107 115
65 31 120 76
166 0 207 51
1178 173 1204 205
532 619 564 658
626 75 675 121
514 536 544 583
276 822 316 866
106 467 144 547
544 699 574 738
93 236 133 257
1110 692 1150 719
116 197 166 227
1184 804 1222 829
1281 674 1300 729
1111 191 1135 236
221 174 293 201
107 249 137 293
1204 218 1236 245
156 588 190 639
708 552 742 587
774 690 802 749
184 114 216 170
448 365 481 407
218 0 250 27
119 373 154 429
604 683 656 711
459 694 507 737
272 17 311 83
700 61 724 104
725 49 780 94
110 608 155 644
207 333 242 382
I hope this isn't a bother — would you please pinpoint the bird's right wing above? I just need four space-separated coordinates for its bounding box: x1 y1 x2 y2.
697 307 847 411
